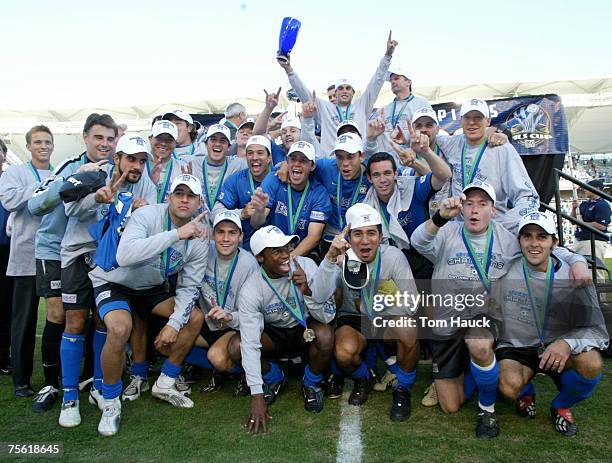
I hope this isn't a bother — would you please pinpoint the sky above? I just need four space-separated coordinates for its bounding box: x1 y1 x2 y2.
1 0 611 110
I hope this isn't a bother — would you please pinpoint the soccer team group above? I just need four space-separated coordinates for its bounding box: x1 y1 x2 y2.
0 32 608 439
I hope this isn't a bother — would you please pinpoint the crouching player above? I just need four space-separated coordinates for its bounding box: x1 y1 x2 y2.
497 211 609 436
236 225 336 434
317 203 420 421
88 174 208 436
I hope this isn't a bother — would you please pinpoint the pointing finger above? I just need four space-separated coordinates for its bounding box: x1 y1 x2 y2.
276 87 282 98
388 30 392 42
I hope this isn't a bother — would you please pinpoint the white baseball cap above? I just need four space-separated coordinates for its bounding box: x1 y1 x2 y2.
213 210 242 231
288 141 316 162
281 117 301 131
238 117 256 131
116 134 150 157
336 120 361 137
250 225 299 256
335 78 355 90
334 132 363 155
518 211 556 235
411 107 439 125
460 98 490 118
162 109 194 125
169 174 203 196
245 135 271 153
151 120 178 140
346 203 382 231
386 66 413 82
462 180 496 203
205 124 231 143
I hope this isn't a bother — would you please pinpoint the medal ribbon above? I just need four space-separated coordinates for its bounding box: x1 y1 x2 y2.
336 167 364 229
522 257 554 346
336 104 352 122
460 137 488 188
161 209 189 277
248 165 271 194
203 159 228 210
391 94 414 128
461 225 494 293
27 161 53 183
147 159 173 204
287 180 310 234
214 250 240 309
260 267 306 327
359 249 382 319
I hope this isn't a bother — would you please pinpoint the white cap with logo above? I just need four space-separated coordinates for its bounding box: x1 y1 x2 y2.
250 225 299 256
281 117 301 131
151 120 178 140
335 78 355 90
169 174 203 196
518 211 557 235
460 98 490 118
386 66 413 82
334 132 363 155
116 134 151 157
411 107 439 125
287 141 316 162
213 210 242 231
162 109 194 125
205 124 231 142
238 117 256 131
462 180 496 203
245 135 271 153
346 203 382 231
336 120 361 137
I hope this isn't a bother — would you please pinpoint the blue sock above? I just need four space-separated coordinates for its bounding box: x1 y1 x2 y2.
93 329 106 391
463 370 477 400
131 361 149 379
229 364 243 375
303 365 323 388
60 333 85 402
518 381 536 399
351 361 370 380
364 344 377 370
389 362 399 375
262 362 283 384
551 370 602 409
470 359 499 408
184 347 213 370
395 366 416 390
161 359 181 379
102 380 123 400
331 359 343 376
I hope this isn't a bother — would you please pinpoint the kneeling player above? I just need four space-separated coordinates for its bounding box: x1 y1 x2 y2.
317 203 420 421
235 226 336 433
497 212 608 436
89 175 208 436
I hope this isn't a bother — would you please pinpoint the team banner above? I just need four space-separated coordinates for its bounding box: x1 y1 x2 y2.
432 94 569 156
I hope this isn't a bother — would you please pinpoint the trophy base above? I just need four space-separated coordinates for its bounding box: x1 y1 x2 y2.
276 53 289 64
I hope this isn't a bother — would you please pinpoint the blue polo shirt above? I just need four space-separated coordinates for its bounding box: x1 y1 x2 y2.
271 143 288 166
575 197 611 242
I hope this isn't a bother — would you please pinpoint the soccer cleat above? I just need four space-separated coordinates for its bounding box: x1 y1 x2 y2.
390 387 412 421
233 376 250 397
303 385 324 413
122 375 150 402
78 376 93 392
0 362 12 375
59 400 81 428
516 394 536 419
476 407 500 438
200 372 225 393
14 385 34 398
263 375 289 405
175 375 192 396
32 385 59 413
152 380 194 408
325 373 345 399
98 398 121 437
373 369 397 392
550 407 577 437
348 376 373 406
181 363 204 384
421 383 439 407
89 387 104 411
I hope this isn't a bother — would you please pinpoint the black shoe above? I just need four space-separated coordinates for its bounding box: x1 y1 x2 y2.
233 376 250 397
325 373 345 399
181 363 204 384
32 385 59 412
200 372 224 393
389 387 411 421
303 385 324 413
14 385 34 398
263 375 288 405
550 407 578 437
476 407 500 438
0 362 11 375
348 376 373 406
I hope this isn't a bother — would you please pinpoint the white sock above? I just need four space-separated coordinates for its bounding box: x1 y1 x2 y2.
156 373 176 389
385 356 397 366
479 401 495 413
471 358 496 372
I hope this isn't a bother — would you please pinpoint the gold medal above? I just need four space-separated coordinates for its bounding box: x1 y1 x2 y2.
303 328 316 343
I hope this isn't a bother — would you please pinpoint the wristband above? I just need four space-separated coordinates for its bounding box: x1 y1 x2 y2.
432 211 449 227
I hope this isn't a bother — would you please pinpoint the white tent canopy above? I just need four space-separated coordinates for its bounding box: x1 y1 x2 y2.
2 77 611 163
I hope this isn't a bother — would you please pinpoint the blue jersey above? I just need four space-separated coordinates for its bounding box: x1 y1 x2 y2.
270 142 287 166
261 174 332 242
217 168 267 252
313 158 370 235
380 173 436 240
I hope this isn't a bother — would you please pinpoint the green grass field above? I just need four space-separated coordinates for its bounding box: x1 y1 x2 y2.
0 304 610 463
